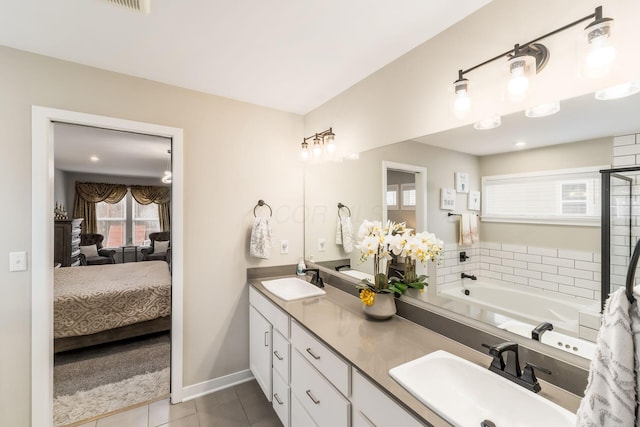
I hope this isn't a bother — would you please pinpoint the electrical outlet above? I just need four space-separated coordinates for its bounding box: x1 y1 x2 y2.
9 251 27 272
318 238 326 252
280 240 289 254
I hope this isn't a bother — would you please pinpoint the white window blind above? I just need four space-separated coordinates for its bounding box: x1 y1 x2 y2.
482 166 603 226
401 183 416 210
387 184 399 210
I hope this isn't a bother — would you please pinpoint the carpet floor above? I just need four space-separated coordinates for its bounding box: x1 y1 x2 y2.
54 332 170 426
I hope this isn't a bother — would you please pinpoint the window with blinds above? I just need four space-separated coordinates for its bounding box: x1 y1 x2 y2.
481 166 603 226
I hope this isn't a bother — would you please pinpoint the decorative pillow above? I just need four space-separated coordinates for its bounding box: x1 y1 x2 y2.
79 244 99 258
154 240 170 254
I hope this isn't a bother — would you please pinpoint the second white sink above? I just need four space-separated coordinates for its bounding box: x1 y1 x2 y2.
389 350 576 427
261 277 326 301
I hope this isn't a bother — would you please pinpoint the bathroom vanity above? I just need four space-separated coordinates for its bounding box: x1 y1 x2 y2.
248 274 581 426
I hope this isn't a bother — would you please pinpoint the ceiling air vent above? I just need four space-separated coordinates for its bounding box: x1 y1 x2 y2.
105 0 150 14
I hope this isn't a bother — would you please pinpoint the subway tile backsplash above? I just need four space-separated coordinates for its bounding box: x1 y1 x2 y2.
437 241 601 303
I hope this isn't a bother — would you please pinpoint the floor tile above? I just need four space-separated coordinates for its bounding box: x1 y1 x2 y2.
196 399 249 427
95 405 148 427
149 398 197 426
241 399 276 425
250 417 283 427
195 387 238 411
157 413 200 427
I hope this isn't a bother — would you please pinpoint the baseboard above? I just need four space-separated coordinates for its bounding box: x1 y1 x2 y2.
181 369 254 401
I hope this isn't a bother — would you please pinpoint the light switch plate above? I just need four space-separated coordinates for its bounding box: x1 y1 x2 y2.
280 240 289 254
9 251 27 272
318 238 326 252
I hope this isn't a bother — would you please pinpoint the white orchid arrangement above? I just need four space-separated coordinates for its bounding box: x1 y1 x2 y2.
355 220 444 305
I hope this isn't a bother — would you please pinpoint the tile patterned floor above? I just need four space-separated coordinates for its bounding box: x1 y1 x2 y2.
74 380 283 427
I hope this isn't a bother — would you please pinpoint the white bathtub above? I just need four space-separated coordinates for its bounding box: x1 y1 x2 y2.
438 280 598 337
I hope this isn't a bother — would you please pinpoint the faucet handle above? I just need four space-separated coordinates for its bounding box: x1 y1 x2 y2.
482 343 505 372
521 362 551 393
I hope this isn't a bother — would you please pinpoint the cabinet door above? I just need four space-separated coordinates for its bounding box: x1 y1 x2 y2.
250 305 272 401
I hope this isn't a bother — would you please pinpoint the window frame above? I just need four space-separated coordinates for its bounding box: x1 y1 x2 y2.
400 183 416 210
481 165 606 226
386 184 399 210
96 190 162 247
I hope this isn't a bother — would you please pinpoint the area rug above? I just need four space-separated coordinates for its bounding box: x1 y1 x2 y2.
53 333 170 426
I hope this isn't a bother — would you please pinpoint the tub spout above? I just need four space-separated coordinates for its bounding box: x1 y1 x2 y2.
461 272 477 280
531 322 553 341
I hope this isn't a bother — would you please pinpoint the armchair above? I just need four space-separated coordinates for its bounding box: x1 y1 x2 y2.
141 231 171 262
79 234 116 265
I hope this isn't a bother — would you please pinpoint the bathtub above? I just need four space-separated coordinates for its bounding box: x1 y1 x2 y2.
438 280 598 338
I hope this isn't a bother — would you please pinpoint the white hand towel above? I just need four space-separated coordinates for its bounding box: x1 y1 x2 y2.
336 217 343 245
249 217 272 259
470 214 479 243
341 216 354 254
576 288 638 426
458 214 472 246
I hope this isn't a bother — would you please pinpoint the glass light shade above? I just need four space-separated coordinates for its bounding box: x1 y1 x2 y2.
507 55 535 99
453 78 471 114
525 101 560 118
584 20 615 74
595 81 640 100
312 139 322 157
161 171 172 184
300 145 310 160
324 134 336 153
473 115 501 130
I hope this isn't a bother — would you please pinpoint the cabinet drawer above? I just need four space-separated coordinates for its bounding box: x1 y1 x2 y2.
273 329 290 383
291 350 350 427
291 320 349 396
250 286 290 337
291 393 317 427
272 371 290 427
352 369 424 427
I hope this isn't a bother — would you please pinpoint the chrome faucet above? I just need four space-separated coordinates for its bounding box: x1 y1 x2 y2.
302 268 324 288
461 272 477 280
482 341 551 393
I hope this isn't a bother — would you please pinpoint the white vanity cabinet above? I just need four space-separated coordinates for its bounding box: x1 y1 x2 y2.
352 369 425 427
249 287 291 426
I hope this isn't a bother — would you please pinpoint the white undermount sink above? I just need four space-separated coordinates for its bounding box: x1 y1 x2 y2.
389 350 576 427
261 277 326 301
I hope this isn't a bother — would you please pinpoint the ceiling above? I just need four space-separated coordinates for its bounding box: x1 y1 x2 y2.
54 123 171 178
413 91 640 156
0 0 492 115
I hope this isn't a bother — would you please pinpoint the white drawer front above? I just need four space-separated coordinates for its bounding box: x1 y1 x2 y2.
272 371 290 427
352 370 424 427
250 286 290 336
291 350 350 427
291 320 350 396
273 329 290 383
291 393 317 427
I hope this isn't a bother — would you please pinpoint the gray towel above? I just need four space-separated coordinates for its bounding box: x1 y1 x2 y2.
249 217 272 259
576 288 639 426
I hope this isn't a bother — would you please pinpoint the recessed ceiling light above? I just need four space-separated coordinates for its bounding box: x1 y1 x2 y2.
514 141 527 148
595 80 640 100
473 115 501 130
525 101 560 118
90 155 100 162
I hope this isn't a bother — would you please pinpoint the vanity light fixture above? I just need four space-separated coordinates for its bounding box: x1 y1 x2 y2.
161 149 172 184
452 6 614 116
300 127 336 160
525 101 560 118
595 80 640 100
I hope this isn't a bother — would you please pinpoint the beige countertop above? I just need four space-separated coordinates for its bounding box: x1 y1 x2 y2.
249 276 582 426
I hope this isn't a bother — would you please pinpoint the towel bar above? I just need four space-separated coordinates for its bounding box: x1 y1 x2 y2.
624 239 640 304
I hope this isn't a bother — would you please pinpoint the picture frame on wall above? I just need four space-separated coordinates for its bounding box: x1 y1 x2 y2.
455 172 469 193
468 190 481 211
440 188 456 210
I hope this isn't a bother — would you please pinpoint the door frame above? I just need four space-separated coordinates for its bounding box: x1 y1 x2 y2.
381 161 427 231
31 106 184 427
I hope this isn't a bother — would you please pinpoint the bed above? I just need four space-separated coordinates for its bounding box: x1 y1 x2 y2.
54 260 172 353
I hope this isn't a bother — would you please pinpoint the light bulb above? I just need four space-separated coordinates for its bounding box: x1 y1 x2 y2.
312 140 322 157
584 13 615 76
325 133 336 153
452 75 471 116
507 56 534 97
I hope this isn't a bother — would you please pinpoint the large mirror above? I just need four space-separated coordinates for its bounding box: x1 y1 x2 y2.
304 87 640 363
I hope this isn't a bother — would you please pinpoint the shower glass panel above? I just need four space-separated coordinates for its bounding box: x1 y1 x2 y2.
600 167 637 311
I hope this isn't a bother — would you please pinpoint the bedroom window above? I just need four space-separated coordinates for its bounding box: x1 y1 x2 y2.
97 191 161 247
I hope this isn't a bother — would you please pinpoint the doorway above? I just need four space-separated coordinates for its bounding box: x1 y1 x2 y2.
32 107 184 427
382 161 427 231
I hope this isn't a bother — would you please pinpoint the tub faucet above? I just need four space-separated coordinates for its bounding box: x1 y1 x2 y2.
461 272 477 280
531 322 554 341
482 341 551 393
302 268 324 288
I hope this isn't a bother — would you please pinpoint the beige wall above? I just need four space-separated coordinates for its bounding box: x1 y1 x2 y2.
0 45 304 425
305 0 640 156
478 138 611 251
